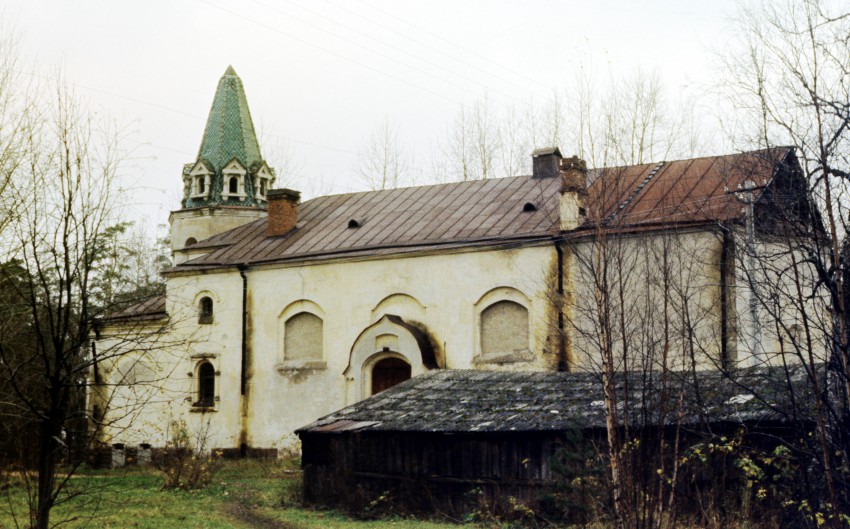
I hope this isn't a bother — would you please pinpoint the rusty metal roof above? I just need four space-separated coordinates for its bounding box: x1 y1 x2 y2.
177 148 792 270
296 364 818 434
182 174 561 268
586 148 789 227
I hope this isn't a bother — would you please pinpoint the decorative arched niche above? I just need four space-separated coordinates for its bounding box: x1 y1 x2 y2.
344 314 439 400
276 299 326 372
370 293 427 321
473 286 535 365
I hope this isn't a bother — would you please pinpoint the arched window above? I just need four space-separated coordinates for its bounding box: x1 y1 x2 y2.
480 300 529 356
229 176 239 194
198 297 214 324
185 237 198 247
284 312 323 361
196 361 215 407
371 357 410 395
197 176 205 195
259 179 267 196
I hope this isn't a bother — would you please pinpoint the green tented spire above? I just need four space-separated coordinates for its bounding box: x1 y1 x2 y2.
182 66 274 209
197 65 262 171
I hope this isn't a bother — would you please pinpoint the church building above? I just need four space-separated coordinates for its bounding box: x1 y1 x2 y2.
92 67 817 454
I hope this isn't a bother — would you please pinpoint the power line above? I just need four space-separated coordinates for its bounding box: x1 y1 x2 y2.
322 0 549 100
352 0 543 87
250 0 527 107
125 138 363 193
18 69 358 156
197 0 469 107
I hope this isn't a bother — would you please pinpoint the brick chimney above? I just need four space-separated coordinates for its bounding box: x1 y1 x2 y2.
532 146 563 178
267 188 300 237
559 155 588 231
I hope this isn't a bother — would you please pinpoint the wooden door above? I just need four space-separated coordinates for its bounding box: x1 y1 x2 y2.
371 357 411 395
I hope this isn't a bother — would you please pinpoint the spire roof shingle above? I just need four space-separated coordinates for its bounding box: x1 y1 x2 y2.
197 66 262 172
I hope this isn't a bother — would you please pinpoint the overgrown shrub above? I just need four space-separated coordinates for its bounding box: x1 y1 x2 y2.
538 428 610 525
677 431 809 528
153 419 221 490
462 487 541 528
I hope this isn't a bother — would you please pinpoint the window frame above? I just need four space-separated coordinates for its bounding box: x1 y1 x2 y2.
198 296 214 325
195 361 216 408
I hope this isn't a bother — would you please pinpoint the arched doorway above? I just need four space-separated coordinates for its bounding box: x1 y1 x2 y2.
345 314 439 402
371 357 411 395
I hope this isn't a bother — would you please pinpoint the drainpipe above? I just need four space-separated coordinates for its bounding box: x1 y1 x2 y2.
555 238 568 371
735 180 763 363
238 264 248 395
720 229 731 369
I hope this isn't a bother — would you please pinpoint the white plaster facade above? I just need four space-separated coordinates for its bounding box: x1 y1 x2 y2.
97 242 565 450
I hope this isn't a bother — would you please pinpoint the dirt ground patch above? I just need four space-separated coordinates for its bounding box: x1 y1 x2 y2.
225 501 304 529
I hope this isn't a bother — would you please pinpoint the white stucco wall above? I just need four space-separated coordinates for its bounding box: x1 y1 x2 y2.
564 229 728 371
170 207 267 262
99 243 559 450
243 244 558 448
733 232 831 367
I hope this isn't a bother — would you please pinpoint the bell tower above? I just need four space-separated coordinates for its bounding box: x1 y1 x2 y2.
170 66 274 263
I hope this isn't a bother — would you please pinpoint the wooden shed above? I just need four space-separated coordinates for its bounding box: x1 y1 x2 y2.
296 367 816 516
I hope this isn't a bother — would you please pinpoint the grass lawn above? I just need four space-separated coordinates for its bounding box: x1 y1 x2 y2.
0 460 459 529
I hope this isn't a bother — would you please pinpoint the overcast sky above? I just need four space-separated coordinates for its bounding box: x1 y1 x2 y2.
6 0 740 228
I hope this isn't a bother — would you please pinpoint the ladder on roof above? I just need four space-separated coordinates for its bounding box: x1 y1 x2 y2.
604 161 666 224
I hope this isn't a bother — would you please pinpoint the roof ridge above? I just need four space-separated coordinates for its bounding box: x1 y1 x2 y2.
593 146 791 173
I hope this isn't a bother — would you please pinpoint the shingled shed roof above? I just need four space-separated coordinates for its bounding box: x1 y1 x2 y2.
176 148 793 270
297 365 818 434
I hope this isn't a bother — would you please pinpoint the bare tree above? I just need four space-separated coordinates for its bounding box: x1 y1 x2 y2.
562 178 716 528
570 68 698 169
259 134 303 192
0 73 186 528
554 74 732 526
0 26 32 238
355 117 409 190
718 0 850 523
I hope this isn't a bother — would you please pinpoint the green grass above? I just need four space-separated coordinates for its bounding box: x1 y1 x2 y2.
0 460 459 529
